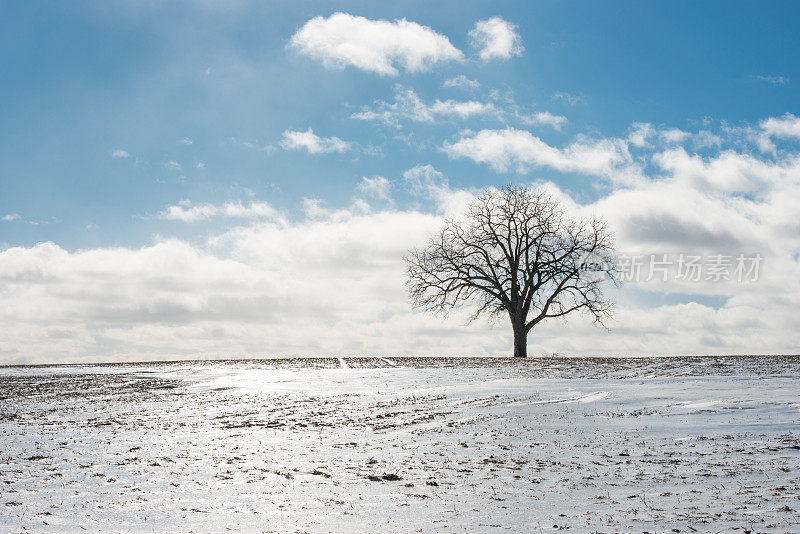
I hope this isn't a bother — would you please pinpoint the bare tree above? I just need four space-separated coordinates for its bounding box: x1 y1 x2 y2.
406 186 617 358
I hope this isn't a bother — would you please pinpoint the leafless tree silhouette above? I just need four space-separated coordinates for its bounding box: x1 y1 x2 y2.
406 186 617 357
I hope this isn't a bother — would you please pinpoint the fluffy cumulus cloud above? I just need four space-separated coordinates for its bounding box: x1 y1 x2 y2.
524 111 568 130
279 129 351 154
652 148 800 194
760 113 800 140
469 17 524 62
357 176 392 200
443 127 641 184
3 116 800 363
288 13 463 76
351 86 499 126
660 128 691 144
627 122 656 147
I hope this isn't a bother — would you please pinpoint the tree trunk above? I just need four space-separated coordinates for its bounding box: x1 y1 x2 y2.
512 318 527 358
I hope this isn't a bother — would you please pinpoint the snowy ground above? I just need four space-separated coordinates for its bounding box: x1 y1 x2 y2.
1 356 799 533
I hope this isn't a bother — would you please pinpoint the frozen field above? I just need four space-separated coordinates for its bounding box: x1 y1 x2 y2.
1 356 799 533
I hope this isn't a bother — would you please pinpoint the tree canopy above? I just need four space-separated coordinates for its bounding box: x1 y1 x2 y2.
406 185 617 357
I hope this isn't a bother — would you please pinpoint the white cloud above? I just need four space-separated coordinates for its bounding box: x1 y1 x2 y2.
628 123 718 149
354 87 564 130
279 129 351 154
403 164 447 197
159 200 282 223
756 75 789 85
761 113 800 140
0 209 460 364
301 198 326 219
430 99 497 119
195 161 206 169
400 164 473 217
160 203 219 222
220 201 281 220
443 75 480 89
627 122 656 147
525 111 568 130
653 147 798 194
351 86 499 126
443 127 640 184
357 176 391 200
288 12 463 76
693 130 723 149
112 149 130 159
166 160 182 170
2 213 21 221
469 17 524 62
660 128 690 144
552 91 584 106
179 137 194 145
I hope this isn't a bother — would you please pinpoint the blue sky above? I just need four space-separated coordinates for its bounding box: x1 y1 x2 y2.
1 2 799 363
1 1 797 248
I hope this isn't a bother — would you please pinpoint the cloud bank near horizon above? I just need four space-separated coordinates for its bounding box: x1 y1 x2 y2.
2 114 800 364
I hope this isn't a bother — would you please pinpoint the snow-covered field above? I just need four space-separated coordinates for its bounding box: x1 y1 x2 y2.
1 356 799 532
